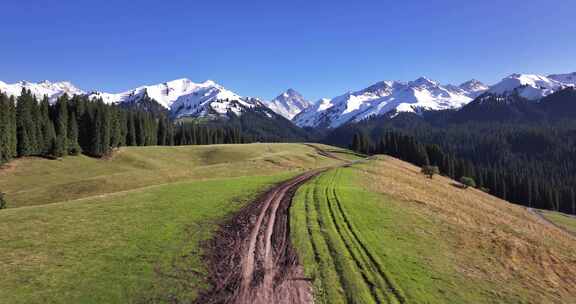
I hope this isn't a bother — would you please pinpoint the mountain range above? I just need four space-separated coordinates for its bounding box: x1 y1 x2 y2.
1 72 575 128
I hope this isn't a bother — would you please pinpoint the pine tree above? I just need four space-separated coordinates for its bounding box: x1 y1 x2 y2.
99 102 111 154
54 94 69 157
38 96 56 155
89 105 103 156
7 96 17 159
67 110 81 155
109 108 122 148
126 112 136 146
0 93 9 162
16 89 39 156
351 133 361 152
0 192 6 209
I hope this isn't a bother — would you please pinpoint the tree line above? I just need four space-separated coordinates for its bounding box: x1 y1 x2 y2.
0 89 249 164
350 130 576 215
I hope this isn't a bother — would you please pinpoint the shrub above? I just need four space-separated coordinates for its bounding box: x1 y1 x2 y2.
421 165 440 179
0 192 6 209
460 176 477 189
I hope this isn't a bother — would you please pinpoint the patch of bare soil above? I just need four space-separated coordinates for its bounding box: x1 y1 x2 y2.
196 171 321 304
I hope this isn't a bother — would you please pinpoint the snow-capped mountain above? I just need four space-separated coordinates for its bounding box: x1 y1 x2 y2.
487 74 570 100
0 80 85 103
457 79 489 98
3 71 575 128
294 77 478 128
548 72 576 86
88 78 262 119
265 89 311 119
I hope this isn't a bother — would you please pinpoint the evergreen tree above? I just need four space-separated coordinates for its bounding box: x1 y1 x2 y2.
0 192 6 209
0 94 10 162
16 89 39 156
38 96 56 155
53 94 69 157
7 96 17 159
67 110 81 155
126 112 137 146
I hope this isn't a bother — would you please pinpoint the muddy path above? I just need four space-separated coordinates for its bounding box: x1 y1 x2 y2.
196 171 322 304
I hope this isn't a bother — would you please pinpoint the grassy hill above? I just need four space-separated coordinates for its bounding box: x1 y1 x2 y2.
291 156 576 304
3 144 575 304
0 143 346 303
0 143 344 209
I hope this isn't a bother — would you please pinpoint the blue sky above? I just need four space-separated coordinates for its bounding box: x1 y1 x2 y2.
1 0 576 101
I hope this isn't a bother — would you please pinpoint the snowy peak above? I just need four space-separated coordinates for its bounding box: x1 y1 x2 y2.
458 79 489 98
89 78 234 108
488 73 572 100
409 77 439 88
88 78 260 119
548 72 576 85
0 80 85 103
265 88 311 119
294 77 473 128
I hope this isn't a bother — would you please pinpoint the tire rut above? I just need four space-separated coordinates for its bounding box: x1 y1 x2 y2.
323 172 386 304
196 171 321 304
328 169 406 304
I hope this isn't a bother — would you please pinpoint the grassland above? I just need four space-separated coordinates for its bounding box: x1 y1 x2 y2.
541 210 576 235
0 143 342 209
0 143 344 303
291 156 576 303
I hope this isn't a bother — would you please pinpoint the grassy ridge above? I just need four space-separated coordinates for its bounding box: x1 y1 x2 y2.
292 168 463 303
0 143 341 208
0 143 346 303
292 157 576 303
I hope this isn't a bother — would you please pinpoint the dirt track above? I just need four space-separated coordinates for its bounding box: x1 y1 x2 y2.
527 207 576 240
196 171 321 304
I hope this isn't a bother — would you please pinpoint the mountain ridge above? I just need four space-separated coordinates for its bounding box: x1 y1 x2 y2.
2 71 575 126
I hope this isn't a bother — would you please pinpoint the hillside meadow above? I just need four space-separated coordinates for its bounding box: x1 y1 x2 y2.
291 156 576 304
0 143 345 303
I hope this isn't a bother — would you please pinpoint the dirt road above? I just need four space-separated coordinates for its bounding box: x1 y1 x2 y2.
196 171 321 304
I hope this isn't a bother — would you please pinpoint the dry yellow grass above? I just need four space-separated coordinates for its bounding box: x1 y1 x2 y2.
357 155 576 303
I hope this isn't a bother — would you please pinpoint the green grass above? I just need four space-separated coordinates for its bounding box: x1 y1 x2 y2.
541 210 576 235
0 174 292 303
0 143 340 208
291 165 544 303
0 143 347 303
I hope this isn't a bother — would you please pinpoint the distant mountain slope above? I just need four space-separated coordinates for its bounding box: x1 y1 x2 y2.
446 86 576 124
488 73 568 100
265 89 311 119
0 80 85 103
198 105 310 142
294 77 485 128
295 72 576 129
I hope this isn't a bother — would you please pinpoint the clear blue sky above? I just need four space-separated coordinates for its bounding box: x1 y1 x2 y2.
1 0 575 101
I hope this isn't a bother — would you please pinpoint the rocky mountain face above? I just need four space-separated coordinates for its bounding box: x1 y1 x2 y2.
264 89 311 120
